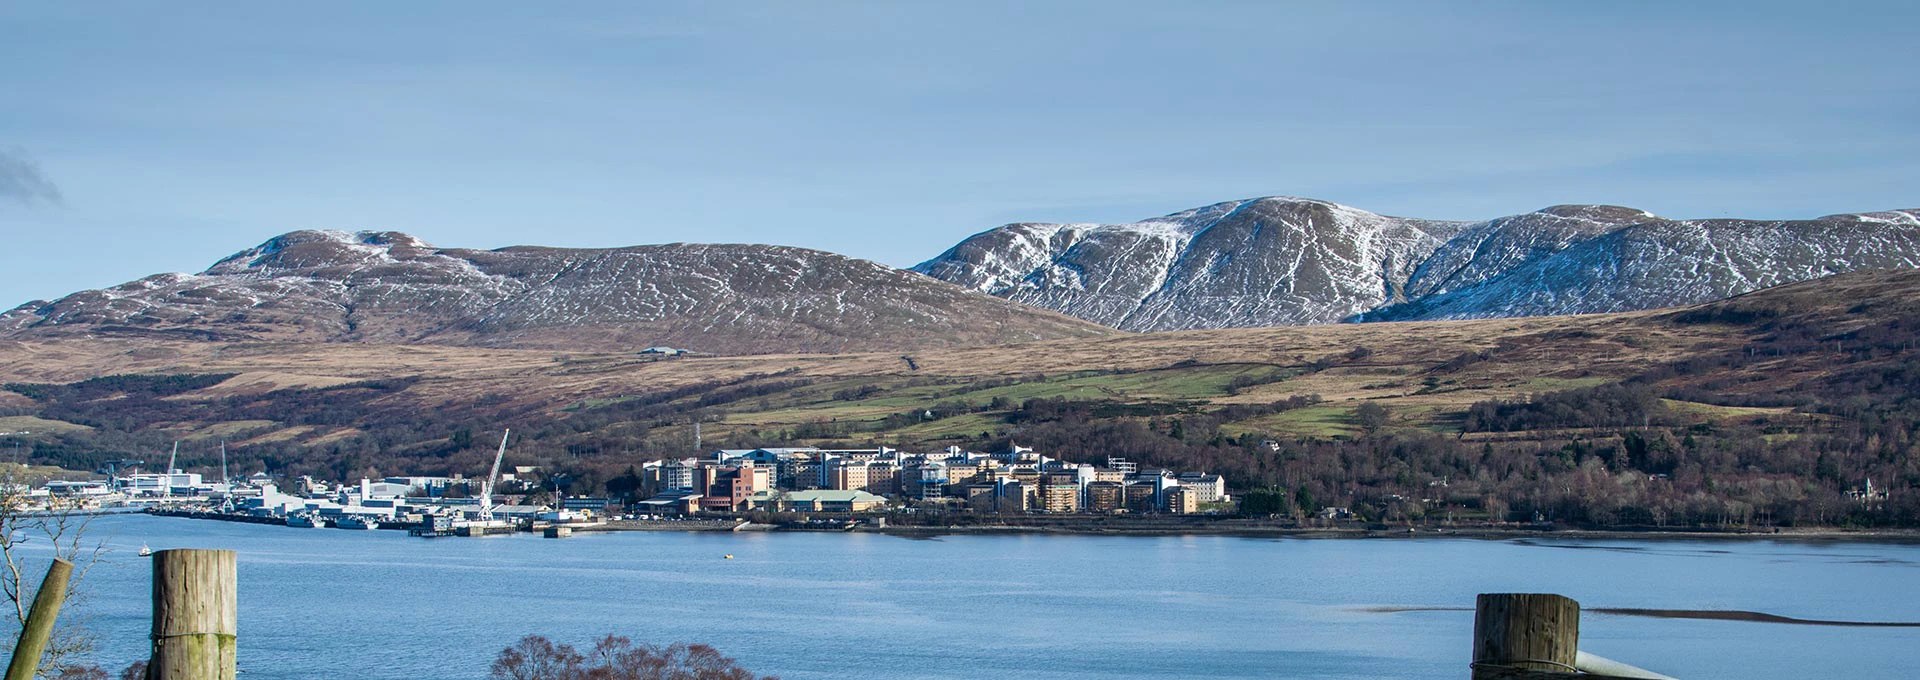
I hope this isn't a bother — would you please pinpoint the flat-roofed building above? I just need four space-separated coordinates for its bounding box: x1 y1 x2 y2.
964 483 1000 511
385 476 454 495
1041 483 1081 513
635 490 702 516
1166 486 1200 514
46 481 111 497
696 461 765 513
127 472 204 497
1086 481 1125 512
754 489 889 513
1123 482 1158 514
828 460 870 492
1178 473 1228 504
862 463 899 496
642 458 698 494
996 481 1033 513
783 456 826 490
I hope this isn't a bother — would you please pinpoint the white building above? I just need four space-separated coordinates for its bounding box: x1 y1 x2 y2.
1177 473 1229 504
126 472 204 497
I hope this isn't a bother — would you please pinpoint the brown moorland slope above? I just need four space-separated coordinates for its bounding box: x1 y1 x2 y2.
2 270 1916 527
2 269 1915 438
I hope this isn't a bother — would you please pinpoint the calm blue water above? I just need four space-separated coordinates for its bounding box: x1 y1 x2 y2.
17 515 1920 679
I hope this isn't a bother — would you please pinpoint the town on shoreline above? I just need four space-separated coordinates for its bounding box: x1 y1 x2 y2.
10 442 1909 542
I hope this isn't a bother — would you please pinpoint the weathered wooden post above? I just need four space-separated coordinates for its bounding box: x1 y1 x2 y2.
1471 593 1580 679
3 558 73 680
148 549 236 680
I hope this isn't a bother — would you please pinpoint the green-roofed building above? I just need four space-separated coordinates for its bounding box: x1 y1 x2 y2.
746 489 890 513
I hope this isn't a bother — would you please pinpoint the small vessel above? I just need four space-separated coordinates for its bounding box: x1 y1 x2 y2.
286 513 325 528
137 544 152 557
336 516 380 530
724 554 733 560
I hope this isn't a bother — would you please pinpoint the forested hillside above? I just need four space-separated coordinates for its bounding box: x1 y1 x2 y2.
3 271 1917 528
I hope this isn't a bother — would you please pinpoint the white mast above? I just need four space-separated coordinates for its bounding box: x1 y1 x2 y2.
219 442 229 486
479 429 510 519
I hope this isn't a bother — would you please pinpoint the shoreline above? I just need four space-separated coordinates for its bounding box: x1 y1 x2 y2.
842 523 1920 543
133 510 1920 543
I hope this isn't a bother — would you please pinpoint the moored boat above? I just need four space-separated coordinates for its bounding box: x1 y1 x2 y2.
286 513 326 528
336 515 380 530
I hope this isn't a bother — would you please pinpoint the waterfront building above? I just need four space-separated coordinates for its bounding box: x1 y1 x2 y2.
488 504 545 521
123 472 204 497
992 480 1033 513
1166 486 1200 514
1086 481 1125 513
561 497 612 512
748 489 890 513
634 489 702 515
828 459 872 492
44 480 110 497
632 443 1233 516
1041 482 1081 513
783 455 827 490
696 461 767 513
1123 482 1158 514
1177 473 1229 504
341 478 413 504
235 483 308 516
384 476 455 495
645 458 699 494
964 483 1000 511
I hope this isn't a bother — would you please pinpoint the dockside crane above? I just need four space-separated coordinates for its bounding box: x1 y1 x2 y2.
164 441 178 498
476 429 510 521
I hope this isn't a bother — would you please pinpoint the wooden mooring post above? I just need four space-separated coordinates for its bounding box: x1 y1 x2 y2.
1470 593 1675 680
3 558 73 680
148 549 237 680
1472 593 1580 678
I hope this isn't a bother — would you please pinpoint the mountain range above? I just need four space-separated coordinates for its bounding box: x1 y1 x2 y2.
0 230 1110 354
5 197 1918 352
914 197 1920 331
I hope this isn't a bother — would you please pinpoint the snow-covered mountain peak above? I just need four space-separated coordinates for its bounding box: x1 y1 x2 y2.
205 229 441 276
1834 209 1920 225
918 198 1920 331
1532 204 1660 224
913 196 1463 330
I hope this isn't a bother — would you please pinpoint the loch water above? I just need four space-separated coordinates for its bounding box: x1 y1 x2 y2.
25 515 1920 679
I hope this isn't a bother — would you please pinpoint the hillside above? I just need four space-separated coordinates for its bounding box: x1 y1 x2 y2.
915 197 1920 330
0 230 1113 354
2 270 1916 527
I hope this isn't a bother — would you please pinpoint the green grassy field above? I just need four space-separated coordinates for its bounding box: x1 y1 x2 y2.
0 415 93 434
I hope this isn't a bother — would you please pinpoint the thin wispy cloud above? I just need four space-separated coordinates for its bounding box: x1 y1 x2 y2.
0 147 63 207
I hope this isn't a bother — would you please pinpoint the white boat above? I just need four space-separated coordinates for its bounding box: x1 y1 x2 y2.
336 516 380 530
137 544 152 557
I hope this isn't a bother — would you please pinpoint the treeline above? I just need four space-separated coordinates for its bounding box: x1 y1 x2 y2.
3 373 236 402
1462 383 1673 433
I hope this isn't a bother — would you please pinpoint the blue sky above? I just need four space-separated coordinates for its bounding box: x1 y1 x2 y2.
2 1 1916 306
